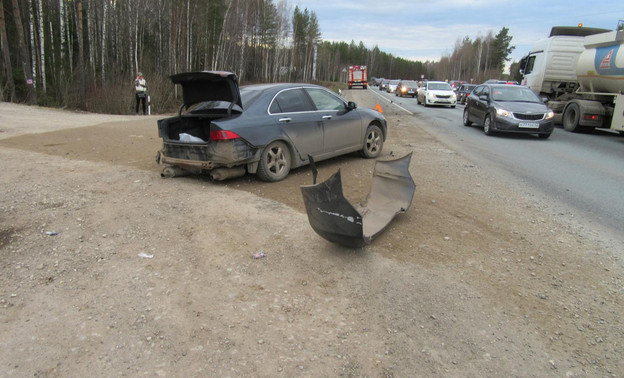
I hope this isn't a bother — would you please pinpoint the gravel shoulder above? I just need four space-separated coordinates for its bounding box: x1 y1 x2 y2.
0 95 622 377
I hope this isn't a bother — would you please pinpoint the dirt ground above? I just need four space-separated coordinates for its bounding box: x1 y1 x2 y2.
0 93 623 377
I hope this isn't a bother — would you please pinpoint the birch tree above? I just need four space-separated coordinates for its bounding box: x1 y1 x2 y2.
37 0 45 92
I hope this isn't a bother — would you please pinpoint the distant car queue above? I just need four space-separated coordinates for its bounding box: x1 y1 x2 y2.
368 77 554 139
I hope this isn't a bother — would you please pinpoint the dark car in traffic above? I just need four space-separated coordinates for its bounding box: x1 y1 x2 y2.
379 79 390 91
462 84 554 138
156 71 388 182
395 80 419 97
457 83 477 104
449 80 465 92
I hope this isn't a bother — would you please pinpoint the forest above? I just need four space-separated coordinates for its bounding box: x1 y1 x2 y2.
0 0 516 114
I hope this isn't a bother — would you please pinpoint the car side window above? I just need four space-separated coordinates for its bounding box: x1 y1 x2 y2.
269 88 314 114
305 88 345 111
472 86 483 96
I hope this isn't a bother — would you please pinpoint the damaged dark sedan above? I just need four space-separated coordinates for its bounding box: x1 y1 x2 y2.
156 71 388 182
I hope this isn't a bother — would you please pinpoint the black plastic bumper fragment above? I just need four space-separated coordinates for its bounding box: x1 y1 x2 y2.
300 153 415 248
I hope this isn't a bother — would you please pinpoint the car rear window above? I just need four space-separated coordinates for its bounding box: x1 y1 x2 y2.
269 88 315 113
428 82 452 91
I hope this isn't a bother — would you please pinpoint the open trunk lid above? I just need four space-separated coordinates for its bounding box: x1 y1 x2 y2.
170 71 242 110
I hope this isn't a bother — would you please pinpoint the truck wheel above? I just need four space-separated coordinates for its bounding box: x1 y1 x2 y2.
563 103 580 132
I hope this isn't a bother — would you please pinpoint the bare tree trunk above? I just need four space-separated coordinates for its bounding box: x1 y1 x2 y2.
133 2 138 75
58 0 65 73
76 0 85 109
213 0 233 70
0 0 16 101
37 0 45 93
476 40 483 78
28 0 36 88
11 0 36 103
101 0 107 84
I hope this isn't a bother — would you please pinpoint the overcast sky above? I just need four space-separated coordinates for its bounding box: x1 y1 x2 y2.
292 0 620 69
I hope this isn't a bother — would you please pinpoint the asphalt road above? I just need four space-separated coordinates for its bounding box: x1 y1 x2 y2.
369 86 624 246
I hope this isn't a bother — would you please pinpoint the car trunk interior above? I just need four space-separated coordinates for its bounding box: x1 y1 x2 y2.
159 114 225 142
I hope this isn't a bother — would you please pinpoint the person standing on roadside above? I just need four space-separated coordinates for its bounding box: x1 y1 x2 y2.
134 72 147 115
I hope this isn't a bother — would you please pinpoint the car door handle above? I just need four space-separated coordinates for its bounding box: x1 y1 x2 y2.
322 115 332 120
279 117 291 123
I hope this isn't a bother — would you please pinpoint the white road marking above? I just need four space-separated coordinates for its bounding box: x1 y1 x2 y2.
367 87 414 115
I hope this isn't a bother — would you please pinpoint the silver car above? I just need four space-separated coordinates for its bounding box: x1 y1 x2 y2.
386 80 400 93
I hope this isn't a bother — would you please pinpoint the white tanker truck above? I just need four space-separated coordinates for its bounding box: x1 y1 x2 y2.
519 21 624 133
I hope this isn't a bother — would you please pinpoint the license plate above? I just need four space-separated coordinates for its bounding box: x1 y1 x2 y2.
519 122 539 129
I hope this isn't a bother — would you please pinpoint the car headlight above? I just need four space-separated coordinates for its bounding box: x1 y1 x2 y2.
451 93 457 100
545 110 554 120
496 108 513 118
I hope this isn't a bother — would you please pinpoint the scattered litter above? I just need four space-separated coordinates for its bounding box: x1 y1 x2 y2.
138 252 154 259
45 231 59 236
252 251 265 259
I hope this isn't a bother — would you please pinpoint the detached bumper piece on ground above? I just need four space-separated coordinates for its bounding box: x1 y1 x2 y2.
300 153 415 248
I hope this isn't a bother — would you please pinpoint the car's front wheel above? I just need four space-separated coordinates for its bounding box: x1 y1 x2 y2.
483 114 494 136
360 124 383 158
256 141 291 182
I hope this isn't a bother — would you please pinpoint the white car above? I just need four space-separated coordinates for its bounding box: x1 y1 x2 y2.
386 80 400 93
417 81 457 108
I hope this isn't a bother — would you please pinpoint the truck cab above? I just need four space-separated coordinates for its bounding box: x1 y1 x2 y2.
519 27 609 99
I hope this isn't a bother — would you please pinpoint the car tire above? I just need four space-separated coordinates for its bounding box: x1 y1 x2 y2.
563 103 581 132
256 141 291 182
360 124 383 158
450 105 456 109
538 133 551 139
463 108 472 126
483 114 494 136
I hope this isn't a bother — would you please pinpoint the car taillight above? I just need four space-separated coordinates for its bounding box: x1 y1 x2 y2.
210 130 241 140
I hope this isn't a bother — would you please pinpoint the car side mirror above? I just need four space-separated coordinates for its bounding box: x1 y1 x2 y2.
479 94 489 101
347 101 357 110
540 96 549 104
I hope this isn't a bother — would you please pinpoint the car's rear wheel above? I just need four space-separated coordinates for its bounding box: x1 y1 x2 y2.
360 125 383 158
256 141 291 182
462 108 472 126
483 114 494 136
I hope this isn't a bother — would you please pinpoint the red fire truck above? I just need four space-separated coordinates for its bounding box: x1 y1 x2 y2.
348 65 368 89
